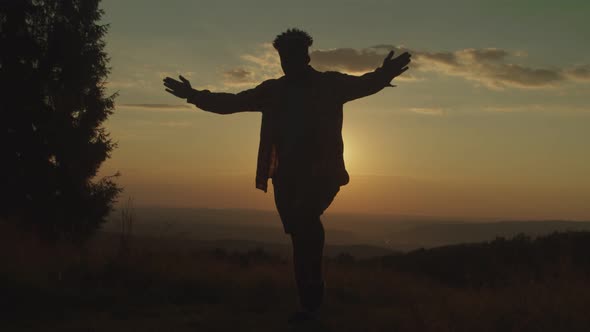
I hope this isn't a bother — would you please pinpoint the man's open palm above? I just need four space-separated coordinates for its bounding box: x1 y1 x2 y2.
382 50 412 78
163 75 193 99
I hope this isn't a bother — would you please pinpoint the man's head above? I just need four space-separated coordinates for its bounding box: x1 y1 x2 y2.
273 28 313 76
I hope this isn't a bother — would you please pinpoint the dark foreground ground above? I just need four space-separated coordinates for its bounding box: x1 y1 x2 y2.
2 225 590 332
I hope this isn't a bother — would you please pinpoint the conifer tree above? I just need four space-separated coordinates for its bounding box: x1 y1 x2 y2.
0 0 121 241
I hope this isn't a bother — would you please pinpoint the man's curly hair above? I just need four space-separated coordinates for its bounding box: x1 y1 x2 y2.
273 28 313 52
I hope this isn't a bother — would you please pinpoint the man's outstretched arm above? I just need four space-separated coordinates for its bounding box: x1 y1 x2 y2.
163 75 271 114
333 50 411 103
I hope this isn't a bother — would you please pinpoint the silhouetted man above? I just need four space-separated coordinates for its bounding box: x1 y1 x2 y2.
163 28 411 324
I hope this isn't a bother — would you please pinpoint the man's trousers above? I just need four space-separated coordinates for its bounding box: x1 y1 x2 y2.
272 175 340 312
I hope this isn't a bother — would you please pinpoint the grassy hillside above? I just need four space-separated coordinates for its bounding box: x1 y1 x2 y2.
2 221 590 331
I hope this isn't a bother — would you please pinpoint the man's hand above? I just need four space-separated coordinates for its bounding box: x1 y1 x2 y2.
381 50 412 79
163 75 194 99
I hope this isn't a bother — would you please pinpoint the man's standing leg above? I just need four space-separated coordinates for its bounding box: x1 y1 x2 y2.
273 176 339 321
290 216 326 313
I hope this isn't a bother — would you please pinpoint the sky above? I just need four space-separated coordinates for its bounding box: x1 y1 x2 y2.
98 0 590 220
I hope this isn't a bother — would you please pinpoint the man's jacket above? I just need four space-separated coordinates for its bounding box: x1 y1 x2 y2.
187 65 394 192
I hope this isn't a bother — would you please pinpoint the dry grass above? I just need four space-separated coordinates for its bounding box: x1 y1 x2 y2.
2 221 590 332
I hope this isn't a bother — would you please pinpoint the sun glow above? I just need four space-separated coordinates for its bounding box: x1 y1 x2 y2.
342 132 359 174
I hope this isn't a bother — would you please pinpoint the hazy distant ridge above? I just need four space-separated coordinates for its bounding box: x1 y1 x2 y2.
103 207 590 252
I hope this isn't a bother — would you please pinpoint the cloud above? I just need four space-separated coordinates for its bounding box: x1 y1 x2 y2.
157 71 196 80
483 104 590 113
221 43 283 88
310 46 420 81
459 48 510 62
408 107 445 116
222 44 588 90
563 65 590 81
486 64 562 88
118 103 193 112
311 45 568 89
483 105 547 113
310 47 387 74
223 68 253 82
222 43 416 86
222 68 258 88
413 48 564 89
130 120 194 128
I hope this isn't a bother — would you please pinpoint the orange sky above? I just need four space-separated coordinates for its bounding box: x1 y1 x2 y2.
99 0 590 220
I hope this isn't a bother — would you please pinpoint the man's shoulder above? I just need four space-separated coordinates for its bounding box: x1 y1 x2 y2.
319 70 345 77
255 76 286 90
316 70 350 84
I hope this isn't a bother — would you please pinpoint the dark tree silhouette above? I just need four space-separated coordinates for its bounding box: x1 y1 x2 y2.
0 0 120 241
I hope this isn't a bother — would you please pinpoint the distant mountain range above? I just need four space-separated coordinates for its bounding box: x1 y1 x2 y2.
383 220 590 250
101 206 590 255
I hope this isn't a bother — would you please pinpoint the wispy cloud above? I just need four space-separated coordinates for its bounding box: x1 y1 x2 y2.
118 103 194 112
483 104 590 113
222 68 257 88
408 107 445 116
130 119 194 128
483 105 547 113
221 43 282 88
157 71 196 80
